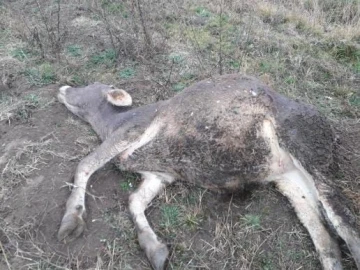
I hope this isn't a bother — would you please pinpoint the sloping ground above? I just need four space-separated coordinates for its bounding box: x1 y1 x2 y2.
0 0 359 269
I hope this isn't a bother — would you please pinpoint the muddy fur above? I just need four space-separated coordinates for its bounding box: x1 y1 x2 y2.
266 87 335 175
116 75 274 189
116 74 334 192
316 172 358 231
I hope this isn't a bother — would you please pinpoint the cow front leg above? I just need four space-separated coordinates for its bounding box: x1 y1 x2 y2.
129 171 175 270
58 139 130 242
58 121 162 242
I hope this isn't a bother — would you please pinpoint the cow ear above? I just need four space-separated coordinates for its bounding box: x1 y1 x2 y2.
106 89 132 106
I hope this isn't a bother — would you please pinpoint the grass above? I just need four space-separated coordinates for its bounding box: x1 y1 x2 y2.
66 44 82 57
101 0 128 17
172 82 186 92
0 94 22 122
89 49 117 67
355 61 360 73
183 209 203 230
228 59 241 69
169 53 184 64
119 179 135 191
260 255 274 270
0 91 54 123
349 94 360 107
69 74 86 85
119 67 136 79
1 138 68 184
11 47 33 61
24 93 41 106
23 63 57 86
160 205 180 232
119 171 138 191
194 7 212 18
241 214 262 230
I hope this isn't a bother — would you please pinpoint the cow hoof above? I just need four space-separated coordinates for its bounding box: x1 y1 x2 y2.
148 243 169 270
58 208 86 242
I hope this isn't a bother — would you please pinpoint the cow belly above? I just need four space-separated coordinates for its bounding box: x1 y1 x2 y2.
115 133 271 192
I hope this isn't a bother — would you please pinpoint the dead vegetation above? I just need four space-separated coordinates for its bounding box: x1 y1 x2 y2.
0 0 360 269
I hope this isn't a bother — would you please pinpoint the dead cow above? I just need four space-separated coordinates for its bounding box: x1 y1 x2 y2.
57 74 360 270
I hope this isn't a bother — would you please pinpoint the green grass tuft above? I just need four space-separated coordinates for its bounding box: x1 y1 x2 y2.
169 53 184 64
11 47 33 61
331 43 360 62
184 211 203 230
23 63 56 86
101 0 128 17
260 255 274 270
24 94 41 106
119 67 135 79
161 205 180 229
172 82 186 92
241 214 261 229
66 45 82 57
195 7 212 17
70 74 86 85
119 171 138 191
228 60 241 69
120 180 134 191
349 94 360 108
89 49 117 67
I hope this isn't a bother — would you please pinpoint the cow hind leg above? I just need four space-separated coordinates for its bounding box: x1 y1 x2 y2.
129 171 175 270
316 180 360 269
274 168 343 270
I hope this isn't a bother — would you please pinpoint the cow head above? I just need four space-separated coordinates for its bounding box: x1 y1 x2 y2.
58 82 132 121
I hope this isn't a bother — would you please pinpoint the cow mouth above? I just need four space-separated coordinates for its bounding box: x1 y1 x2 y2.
58 85 70 105
57 92 66 104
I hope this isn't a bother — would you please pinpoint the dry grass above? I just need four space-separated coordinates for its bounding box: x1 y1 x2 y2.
0 210 75 270
146 185 321 269
0 95 55 124
0 137 70 191
1 0 359 116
